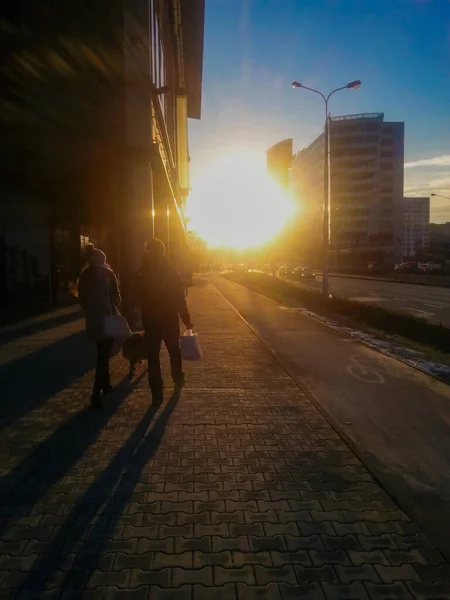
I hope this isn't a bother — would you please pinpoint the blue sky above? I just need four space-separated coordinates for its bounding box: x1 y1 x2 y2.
188 0 450 222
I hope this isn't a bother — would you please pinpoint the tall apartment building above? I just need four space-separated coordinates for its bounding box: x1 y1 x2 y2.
290 113 404 269
402 197 430 258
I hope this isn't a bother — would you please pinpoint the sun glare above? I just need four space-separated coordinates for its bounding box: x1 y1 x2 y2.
187 152 295 250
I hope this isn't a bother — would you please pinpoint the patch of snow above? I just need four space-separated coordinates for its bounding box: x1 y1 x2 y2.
283 306 450 383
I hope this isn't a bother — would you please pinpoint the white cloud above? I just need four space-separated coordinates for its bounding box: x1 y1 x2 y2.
405 155 450 168
430 177 450 189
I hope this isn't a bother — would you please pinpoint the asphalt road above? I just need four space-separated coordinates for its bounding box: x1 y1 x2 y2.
307 275 450 327
215 275 450 561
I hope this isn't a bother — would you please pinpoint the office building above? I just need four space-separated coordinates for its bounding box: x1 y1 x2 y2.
266 139 293 191
402 197 430 258
290 113 404 269
266 139 298 262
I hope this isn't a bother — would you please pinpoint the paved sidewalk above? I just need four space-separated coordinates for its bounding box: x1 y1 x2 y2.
0 280 449 599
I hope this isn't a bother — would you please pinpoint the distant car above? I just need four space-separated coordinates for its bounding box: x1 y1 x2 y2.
292 267 316 281
395 262 419 274
277 265 294 278
235 264 249 273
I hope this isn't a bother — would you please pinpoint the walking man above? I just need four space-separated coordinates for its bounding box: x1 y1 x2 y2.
136 239 193 404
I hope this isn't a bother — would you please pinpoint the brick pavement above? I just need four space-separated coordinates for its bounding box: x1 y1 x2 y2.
0 279 449 599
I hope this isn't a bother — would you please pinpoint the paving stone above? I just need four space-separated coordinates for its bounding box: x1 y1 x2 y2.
295 565 338 583
310 549 351 566
105 587 149 600
413 564 450 582
406 581 450 599
254 565 296 585
348 550 390 566
176 537 212 554
194 551 232 568
364 582 414 599
322 535 360 551
194 583 235 600
249 536 286 552
271 551 310 567
172 567 213 586
86 570 131 589
335 564 380 583
152 552 193 569
214 566 255 585
375 564 421 583
322 582 370 599
279 582 326 599
130 568 171 587
149 586 192 600
213 537 250 552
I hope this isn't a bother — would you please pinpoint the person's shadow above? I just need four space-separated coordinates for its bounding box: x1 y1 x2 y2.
0 373 145 540
17 389 182 594
0 330 96 430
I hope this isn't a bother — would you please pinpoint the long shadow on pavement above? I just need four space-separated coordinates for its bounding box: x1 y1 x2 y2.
0 330 95 430
0 309 82 345
18 390 181 595
0 375 137 539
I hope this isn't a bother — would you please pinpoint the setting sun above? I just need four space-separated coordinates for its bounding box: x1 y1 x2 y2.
187 152 295 249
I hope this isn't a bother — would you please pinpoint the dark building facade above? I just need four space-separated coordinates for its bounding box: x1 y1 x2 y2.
266 139 298 262
1 0 205 317
266 139 293 191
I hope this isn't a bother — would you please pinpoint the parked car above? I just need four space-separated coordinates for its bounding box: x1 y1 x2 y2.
292 267 316 281
394 262 419 274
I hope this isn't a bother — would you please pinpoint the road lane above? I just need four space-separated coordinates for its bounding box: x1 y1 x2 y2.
310 275 450 326
215 276 450 560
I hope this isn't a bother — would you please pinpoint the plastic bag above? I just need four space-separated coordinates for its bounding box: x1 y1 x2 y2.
104 314 132 339
179 329 203 361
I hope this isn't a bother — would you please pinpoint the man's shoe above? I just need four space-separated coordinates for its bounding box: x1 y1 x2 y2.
102 385 114 395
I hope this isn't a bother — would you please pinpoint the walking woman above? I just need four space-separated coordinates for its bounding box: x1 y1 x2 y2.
78 247 121 408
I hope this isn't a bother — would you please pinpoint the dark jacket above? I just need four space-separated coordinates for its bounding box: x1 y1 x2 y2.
135 255 191 327
78 266 121 340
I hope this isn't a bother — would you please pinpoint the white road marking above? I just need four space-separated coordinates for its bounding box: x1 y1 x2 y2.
392 297 407 302
346 356 385 384
424 303 444 309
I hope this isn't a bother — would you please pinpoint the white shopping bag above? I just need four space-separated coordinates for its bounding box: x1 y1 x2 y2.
104 314 132 339
179 329 203 361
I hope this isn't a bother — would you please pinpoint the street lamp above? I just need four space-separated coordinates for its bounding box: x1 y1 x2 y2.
431 193 450 201
292 79 361 297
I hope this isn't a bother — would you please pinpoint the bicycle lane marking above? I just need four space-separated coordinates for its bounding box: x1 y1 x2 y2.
346 355 386 384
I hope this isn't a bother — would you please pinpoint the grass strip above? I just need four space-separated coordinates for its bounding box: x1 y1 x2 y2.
224 271 450 353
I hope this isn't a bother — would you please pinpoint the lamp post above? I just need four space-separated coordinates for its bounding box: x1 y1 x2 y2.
431 193 450 201
292 80 361 296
